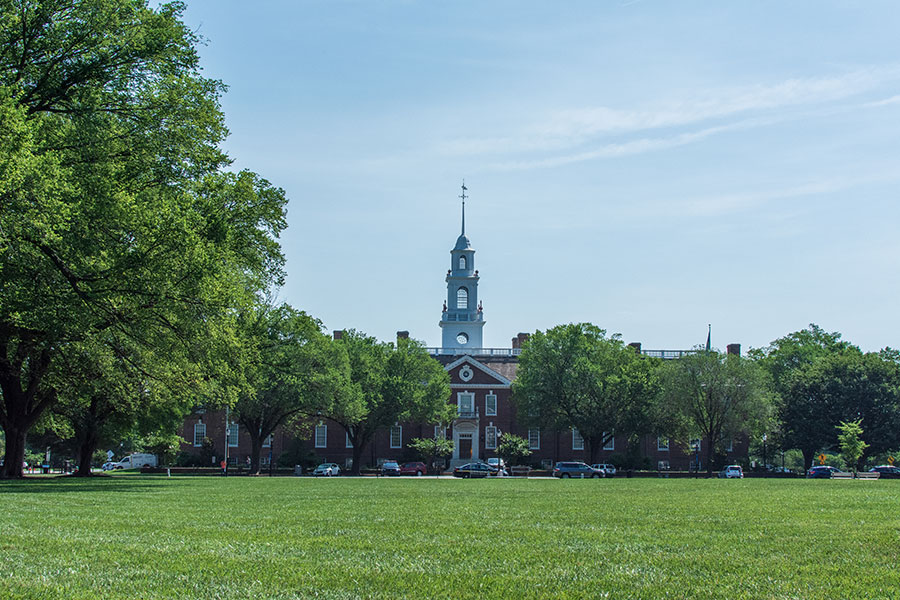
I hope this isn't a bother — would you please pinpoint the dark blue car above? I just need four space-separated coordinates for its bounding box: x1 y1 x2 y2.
869 465 900 479
807 465 840 479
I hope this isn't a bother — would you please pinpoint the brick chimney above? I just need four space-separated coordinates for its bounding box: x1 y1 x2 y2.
726 343 741 356
628 342 642 354
397 331 409 340
333 330 343 341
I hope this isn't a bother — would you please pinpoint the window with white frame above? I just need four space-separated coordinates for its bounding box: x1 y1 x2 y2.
603 432 614 451
657 437 669 451
457 392 474 415
459 256 466 270
390 424 402 449
485 425 498 450
262 434 273 448
314 422 327 448
193 422 206 447
572 428 584 451
485 393 497 416
434 425 446 439
457 287 468 310
227 423 239 448
260 455 271 466
528 428 540 450
725 438 733 452
690 438 701 452
345 431 353 448
658 460 670 470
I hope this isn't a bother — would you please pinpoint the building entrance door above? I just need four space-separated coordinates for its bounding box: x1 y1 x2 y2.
458 434 473 459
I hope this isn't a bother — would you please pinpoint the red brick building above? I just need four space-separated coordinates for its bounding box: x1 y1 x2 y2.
178 189 748 471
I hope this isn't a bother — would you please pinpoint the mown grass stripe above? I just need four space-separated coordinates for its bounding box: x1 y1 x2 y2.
1 477 898 599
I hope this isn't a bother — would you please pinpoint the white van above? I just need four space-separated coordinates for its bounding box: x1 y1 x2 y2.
112 454 157 469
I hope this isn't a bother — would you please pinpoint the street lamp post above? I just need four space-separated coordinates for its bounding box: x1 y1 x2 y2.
224 405 229 477
762 433 767 472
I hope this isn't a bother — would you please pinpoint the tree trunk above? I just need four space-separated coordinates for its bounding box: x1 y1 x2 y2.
706 440 715 477
74 428 100 477
249 433 262 475
345 424 372 475
1 426 27 479
0 341 54 479
587 437 600 465
351 442 365 475
801 447 816 473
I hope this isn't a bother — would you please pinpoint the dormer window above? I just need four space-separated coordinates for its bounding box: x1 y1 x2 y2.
459 256 467 270
457 287 468 310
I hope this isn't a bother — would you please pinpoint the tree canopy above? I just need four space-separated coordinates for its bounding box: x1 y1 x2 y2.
752 325 900 470
0 0 287 477
230 303 349 475
786 349 900 468
512 323 662 464
659 350 773 475
323 331 452 475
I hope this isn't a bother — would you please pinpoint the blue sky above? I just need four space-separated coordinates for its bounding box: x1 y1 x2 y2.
178 1 900 352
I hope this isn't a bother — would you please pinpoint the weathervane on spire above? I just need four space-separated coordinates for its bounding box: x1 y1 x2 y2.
459 180 467 236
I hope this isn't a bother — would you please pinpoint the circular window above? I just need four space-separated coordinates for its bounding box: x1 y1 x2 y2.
456 332 469 345
459 366 474 382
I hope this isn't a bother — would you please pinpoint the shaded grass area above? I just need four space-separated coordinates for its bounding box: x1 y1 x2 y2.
1 477 899 599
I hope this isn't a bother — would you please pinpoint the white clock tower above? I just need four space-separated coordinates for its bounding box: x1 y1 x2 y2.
440 183 485 352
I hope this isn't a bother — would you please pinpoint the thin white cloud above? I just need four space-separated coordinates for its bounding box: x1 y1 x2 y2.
864 94 900 107
486 117 777 171
439 65 900 159
543 69 893 138
631 167 900 220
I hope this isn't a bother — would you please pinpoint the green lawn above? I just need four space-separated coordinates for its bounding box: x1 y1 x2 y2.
1 476 898 599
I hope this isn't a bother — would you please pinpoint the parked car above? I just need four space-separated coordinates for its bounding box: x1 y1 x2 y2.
869 465 900 479
381 461 401 476
313 463 340 477
399 461 427 476
487 457 505 471
453 462 493 478
807 465 840 479
591 463 616 476
101 461 116 471
718 465 743 479
552 462 603 478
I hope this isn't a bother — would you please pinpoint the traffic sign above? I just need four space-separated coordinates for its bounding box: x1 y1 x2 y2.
889 456 895 466
818 453 826 465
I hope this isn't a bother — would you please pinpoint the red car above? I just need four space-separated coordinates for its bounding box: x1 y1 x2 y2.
399 461 427 476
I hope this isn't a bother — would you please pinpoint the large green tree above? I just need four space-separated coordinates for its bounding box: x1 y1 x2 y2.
512 323 662 464
231 304 349 475
46 333 196 475
749 325 854 469
324 331 452 475
0 1 287 478
786 349 900 467
659 350 773 476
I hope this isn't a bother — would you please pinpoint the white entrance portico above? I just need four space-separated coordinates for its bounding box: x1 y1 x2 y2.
453 422 479 464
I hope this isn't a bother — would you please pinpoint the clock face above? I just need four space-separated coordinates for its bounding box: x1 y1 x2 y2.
457 332 469 345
